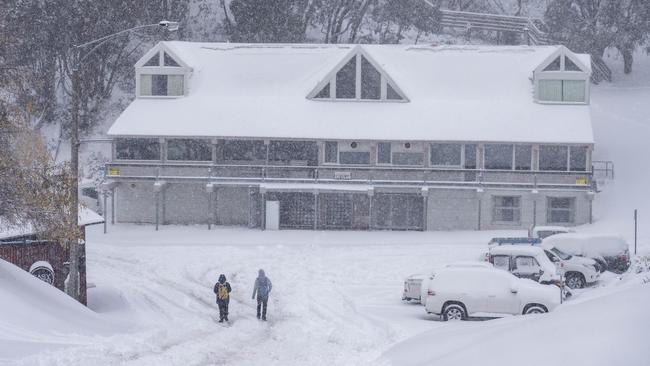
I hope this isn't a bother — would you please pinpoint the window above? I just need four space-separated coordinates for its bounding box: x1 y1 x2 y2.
339 141 370 165
163 52 180 67
569 146 588 171
543 56 561 71
430 143 461 166
514 145 532 170
377 142 391 164
223 140 266 161
393 152 423 166
324 141 338 163
464 144 477 169
491 255 511 271
360 56 380 100
485 144 513 170
140 74 183 96
311 52 406 101
538 79 586 103
547 197 575 223
115 138 160 160
565 57 582 71
167 139 212 161
336 57 356 99
514 256 540 272
493 196 521 223
143 54 160 66
314 83 330 99
539 145 568 171
269 141 318 165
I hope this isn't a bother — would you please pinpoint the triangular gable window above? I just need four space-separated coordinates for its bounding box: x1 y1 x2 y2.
310 50 407 102
164 52 181 67
543 56 561 71
143 53 160 66
564 57 582 71
314 83 330 98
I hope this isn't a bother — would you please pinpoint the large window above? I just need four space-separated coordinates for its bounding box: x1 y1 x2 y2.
464 144 477 169
269 141 318 165
547 197 575 223
377 142 391 164
336 58 356 99
538 79 586 103
140 74 184 96
569 146 588 171
167 139 212 161
115 138 160 160
312 53 405 101
485 144 514 170
324 141 338 163
539 145 568 171
222 140 266 161
515 145 532 170
430 143 461 167
339 141 370 165
493 196 521 223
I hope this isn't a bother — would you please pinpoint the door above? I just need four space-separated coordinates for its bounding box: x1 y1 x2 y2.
485 274 520 315
265 201 280 230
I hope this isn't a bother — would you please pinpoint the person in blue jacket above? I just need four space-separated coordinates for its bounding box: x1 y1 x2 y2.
251 269 272 321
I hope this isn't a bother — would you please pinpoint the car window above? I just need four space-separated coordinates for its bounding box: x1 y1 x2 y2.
550 247 572 260
544 250 557 262
513 256 540 273
82 187 99 200
491 255 510 271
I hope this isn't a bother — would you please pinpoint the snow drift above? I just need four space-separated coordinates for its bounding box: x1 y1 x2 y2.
381 278 650 366
0 259 118 361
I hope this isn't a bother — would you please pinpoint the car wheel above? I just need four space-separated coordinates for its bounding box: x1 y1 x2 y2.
442 303 466 321
565 273 586 289
523 304 547 315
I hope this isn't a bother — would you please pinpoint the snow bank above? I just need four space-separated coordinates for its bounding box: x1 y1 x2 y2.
381 281 650 366
0 259 118 361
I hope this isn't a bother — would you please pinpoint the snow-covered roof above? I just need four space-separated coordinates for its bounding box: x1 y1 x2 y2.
0 207 104 241
108 42 594 144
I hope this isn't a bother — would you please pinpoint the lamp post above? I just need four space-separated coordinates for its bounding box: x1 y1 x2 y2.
67 21 179 301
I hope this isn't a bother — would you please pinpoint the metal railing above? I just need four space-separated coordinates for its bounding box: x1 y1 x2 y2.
592 160 615 180
435 8 611 83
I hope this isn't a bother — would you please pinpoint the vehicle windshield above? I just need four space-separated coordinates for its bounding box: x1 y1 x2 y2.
550 247 572 260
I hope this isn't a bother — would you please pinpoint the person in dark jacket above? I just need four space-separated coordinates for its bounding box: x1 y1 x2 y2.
251 269 272 320
213 274 232 322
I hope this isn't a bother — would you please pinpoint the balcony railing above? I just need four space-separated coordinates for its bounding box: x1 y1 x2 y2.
106 161 593 190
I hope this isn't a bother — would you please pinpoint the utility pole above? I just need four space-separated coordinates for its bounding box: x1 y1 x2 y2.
66 62 81 300
634 209 638 255
65 20 179 301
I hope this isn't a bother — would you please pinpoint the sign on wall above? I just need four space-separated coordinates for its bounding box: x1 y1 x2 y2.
334 171 352 180
29 261 55 285
575 177 588 185
107 167 120 177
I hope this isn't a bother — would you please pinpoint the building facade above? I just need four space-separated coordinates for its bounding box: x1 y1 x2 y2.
105 42 596 231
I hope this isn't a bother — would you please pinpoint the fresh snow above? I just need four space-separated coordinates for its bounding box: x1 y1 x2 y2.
108 43 593 144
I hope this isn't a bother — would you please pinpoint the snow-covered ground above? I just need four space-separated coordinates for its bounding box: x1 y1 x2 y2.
2 51 650 366
1 224 648 366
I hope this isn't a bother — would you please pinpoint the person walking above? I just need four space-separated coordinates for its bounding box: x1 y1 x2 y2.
213 274 232 322
252 269 272 321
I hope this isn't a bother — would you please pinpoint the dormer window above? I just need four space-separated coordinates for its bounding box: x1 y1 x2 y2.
310 47 407 102
534 47 590 104
140 74 184 96
135 43 190 98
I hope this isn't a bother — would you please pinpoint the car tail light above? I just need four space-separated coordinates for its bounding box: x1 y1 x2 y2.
427 289 435 296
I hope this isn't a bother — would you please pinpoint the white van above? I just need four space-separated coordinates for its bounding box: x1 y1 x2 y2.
488 245 560 285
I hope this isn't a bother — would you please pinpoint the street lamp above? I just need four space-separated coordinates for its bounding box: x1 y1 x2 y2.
67 21 179 301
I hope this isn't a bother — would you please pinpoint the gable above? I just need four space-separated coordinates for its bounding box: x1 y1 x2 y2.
135 42 190 69
535 46 589 74
308 46 408 102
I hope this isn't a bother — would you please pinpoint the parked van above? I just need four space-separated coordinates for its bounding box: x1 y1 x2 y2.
488 245 560 285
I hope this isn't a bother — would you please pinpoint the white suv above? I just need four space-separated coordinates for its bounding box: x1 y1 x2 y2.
424 267 560 321
488 245 561 285
541 244 600 288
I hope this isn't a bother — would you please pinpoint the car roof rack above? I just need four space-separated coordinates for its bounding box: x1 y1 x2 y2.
488 237 542 246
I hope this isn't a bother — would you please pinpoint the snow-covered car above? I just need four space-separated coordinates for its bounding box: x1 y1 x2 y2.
541 244 600 288
488 245 560 285
542 234 631 274
424 266 561 321
403 262 492 304
528 225 575 240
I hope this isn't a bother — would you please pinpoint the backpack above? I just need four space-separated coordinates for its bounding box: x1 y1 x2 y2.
217 283 229 300
257 277 270 298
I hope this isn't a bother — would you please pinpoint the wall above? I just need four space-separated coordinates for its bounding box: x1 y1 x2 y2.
115 182 156 224
216 186 250 226
163 183 209 224
427 189 478 230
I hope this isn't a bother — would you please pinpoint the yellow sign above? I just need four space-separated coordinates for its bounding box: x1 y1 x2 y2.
107 167 120 177
575 177 587 185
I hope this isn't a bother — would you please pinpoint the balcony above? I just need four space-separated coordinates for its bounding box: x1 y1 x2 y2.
105 161 593 191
